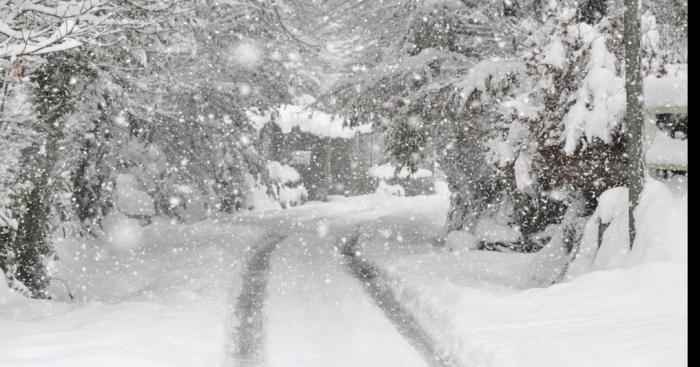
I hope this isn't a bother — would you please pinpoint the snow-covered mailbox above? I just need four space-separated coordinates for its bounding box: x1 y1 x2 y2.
643 65 688 176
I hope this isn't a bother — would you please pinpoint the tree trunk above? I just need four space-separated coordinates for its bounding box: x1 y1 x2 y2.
624 0 644 249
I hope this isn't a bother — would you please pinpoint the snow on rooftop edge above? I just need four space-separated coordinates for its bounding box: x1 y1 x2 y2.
644 64 688 110
247 105 372 139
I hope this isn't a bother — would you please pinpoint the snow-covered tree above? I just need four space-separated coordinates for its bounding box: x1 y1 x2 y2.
1 0 329 296
327 0 680 254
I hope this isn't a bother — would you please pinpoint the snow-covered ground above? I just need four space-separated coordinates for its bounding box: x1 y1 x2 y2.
0 218 268 367
0 194 437 367
0 181 687 367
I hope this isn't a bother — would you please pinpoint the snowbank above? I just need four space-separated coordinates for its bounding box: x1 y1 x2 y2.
570 177 687 276
567 187 630 276
357 181 687 367
445 230 478 251
628 177 688 265
384 260 686 367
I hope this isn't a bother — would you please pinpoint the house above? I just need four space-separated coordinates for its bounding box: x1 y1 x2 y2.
254 105 379 200
254 104 437 201
643 64 688 177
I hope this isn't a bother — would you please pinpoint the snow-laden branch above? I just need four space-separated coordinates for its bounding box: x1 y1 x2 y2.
0 1 104 60
0 1 182 62
0 19 84 59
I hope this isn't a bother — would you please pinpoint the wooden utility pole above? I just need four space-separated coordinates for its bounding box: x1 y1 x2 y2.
624 0 645 249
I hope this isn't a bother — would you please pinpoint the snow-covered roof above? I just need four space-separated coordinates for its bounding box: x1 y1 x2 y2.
644 64 688 112
646 133 688 171
248 105 372 139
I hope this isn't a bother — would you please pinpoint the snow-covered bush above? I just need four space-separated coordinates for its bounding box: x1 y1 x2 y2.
490 7 628 201
369 163 434 196
266 161 308 208
115 174 156 219
375 181 406 197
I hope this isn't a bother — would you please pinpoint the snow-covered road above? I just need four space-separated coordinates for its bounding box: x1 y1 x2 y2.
222 195 460 367
260 229 431 367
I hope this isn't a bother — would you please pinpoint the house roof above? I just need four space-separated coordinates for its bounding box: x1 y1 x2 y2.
644 64 688 112
248 104 372 139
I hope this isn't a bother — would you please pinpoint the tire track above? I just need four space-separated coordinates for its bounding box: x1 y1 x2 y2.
340 231 459 367
231 234 285 367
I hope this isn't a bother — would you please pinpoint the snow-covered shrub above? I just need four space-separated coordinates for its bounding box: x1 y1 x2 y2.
115 174 156 219
443 5 666 248
101 214 144 251
266 161 308 208
490 8 628 201
369 163 434 196
375 181 406 197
